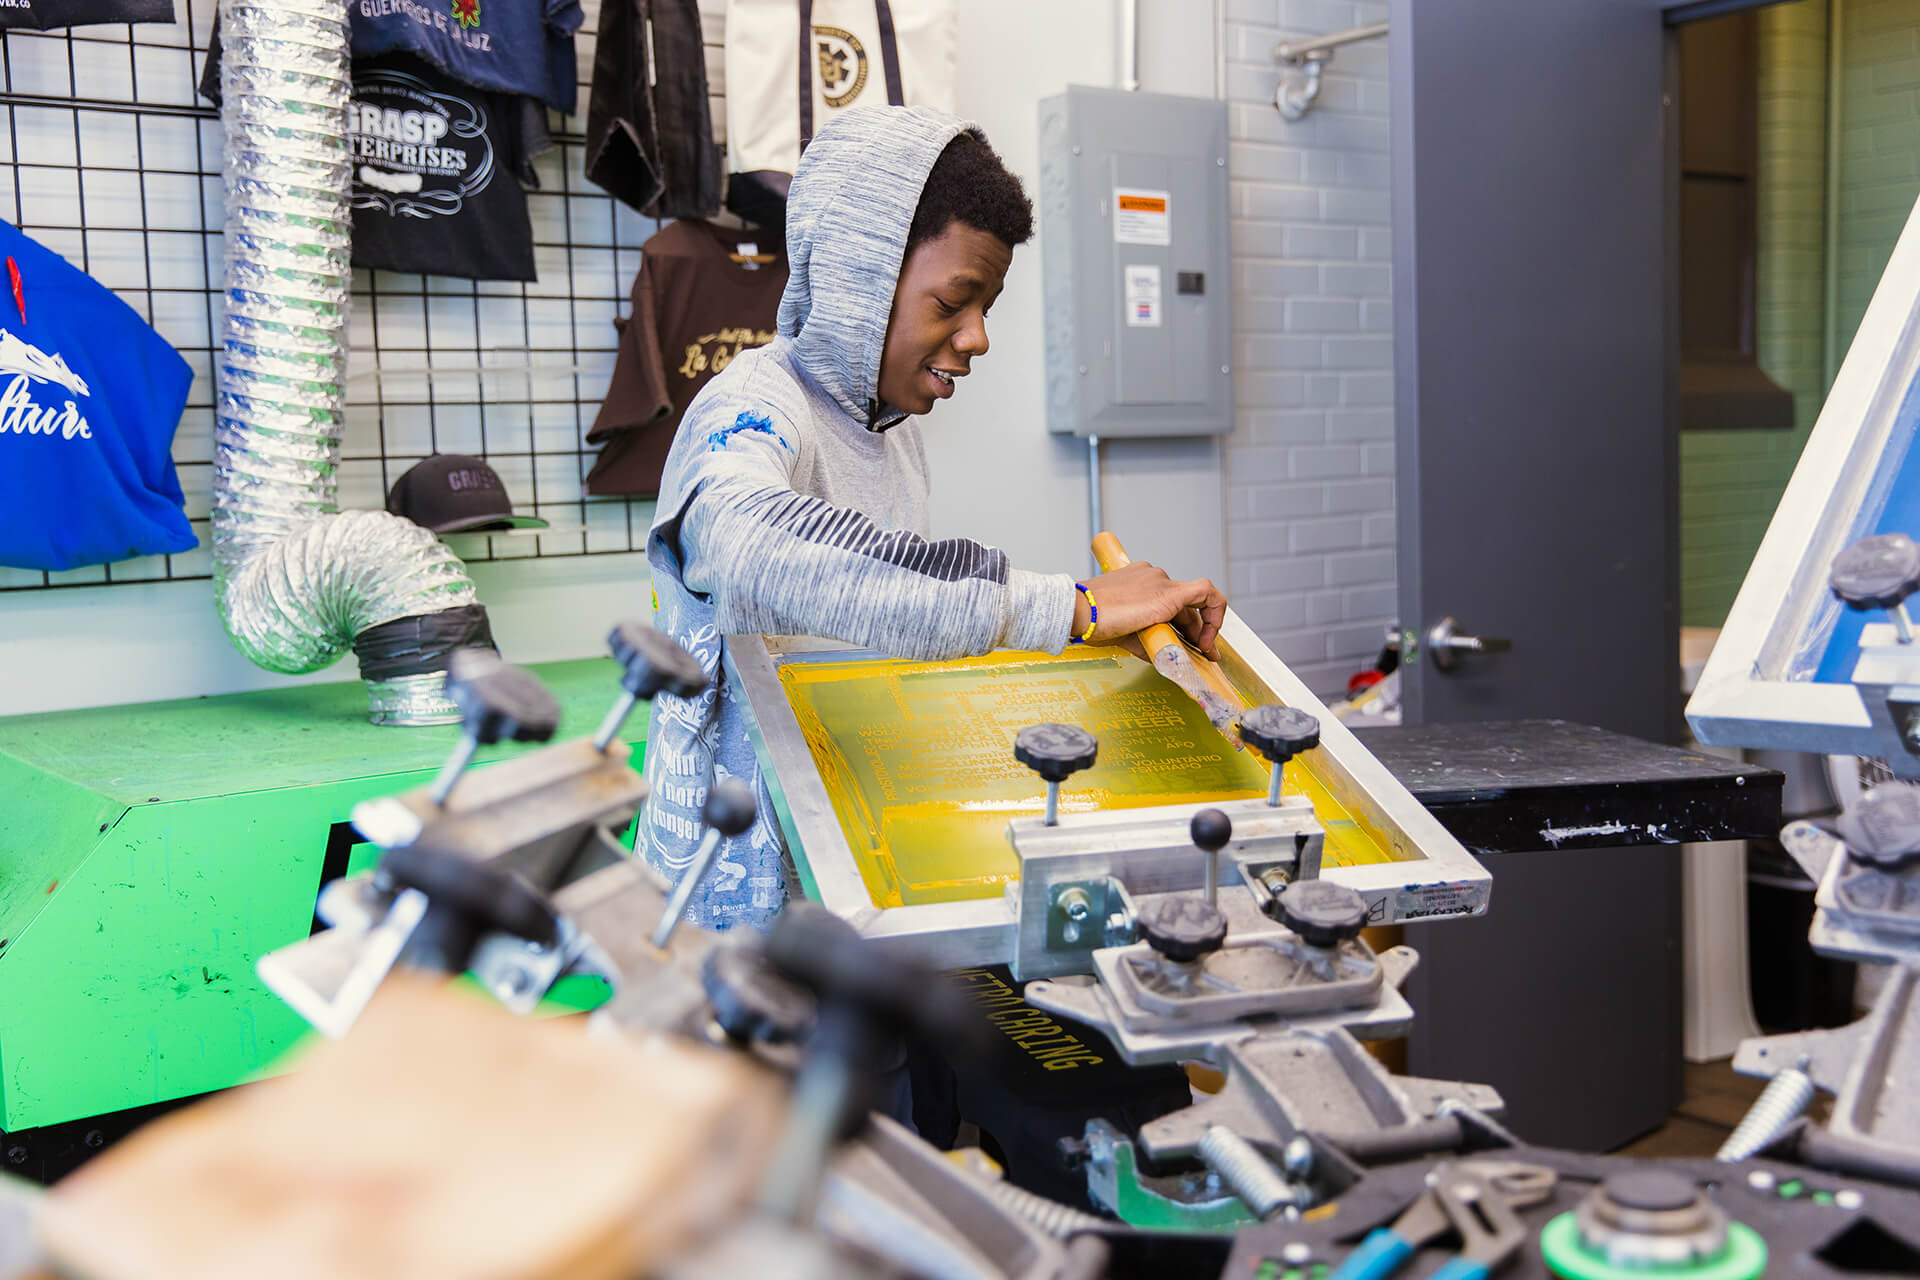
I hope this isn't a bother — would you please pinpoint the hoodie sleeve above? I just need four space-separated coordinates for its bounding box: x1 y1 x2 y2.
666 411 1078 659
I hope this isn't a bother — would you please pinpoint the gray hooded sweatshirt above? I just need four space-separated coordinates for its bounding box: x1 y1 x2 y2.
640 105 1079 931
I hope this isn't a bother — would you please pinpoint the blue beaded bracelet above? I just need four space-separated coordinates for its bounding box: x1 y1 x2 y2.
1070 581 1097 644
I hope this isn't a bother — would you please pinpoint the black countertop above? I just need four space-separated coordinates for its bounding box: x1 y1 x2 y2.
1351 718 1782 855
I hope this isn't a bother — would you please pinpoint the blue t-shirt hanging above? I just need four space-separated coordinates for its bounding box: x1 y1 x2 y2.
0 221 196 573
350 0 585 113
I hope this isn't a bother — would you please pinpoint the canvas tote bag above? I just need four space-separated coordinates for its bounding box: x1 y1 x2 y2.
724 0 956 228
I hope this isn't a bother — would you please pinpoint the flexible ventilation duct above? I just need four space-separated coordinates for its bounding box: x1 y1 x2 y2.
214 0 492 725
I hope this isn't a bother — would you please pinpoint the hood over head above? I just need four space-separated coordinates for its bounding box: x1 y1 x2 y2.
776 105 984 431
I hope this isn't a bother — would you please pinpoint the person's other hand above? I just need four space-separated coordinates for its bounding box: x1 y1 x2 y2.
1072 562 1227 661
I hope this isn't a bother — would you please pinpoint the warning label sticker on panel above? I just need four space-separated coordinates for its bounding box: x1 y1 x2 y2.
1114 188 1171 246
1393 881 1486 922
1124 264 1162 327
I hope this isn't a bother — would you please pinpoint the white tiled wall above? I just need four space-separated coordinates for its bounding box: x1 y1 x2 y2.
1220 0 1395 694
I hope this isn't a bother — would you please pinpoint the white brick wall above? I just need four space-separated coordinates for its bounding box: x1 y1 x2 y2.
1222 0 1394 695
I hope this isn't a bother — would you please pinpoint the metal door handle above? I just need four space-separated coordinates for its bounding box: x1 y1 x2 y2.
1426 617 1512 672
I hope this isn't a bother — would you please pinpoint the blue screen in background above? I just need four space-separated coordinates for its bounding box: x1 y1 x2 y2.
1813 369 1920 684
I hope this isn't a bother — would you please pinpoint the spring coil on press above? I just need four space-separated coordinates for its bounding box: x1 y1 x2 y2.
1200 1124 1308 1221
982 1179 1107 1238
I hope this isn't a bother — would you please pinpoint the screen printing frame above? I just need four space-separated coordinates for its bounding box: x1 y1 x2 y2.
1688 197 1920 761
724 610 1490 969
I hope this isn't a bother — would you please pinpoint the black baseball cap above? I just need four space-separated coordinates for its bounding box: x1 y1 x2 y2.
386 454 550 533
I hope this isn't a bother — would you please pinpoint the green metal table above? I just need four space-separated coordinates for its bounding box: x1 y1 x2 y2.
0 660 644 1152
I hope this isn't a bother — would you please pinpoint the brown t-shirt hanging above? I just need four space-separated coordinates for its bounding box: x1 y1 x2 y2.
586 220 789 497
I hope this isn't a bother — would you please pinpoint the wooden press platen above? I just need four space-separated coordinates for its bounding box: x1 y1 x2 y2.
725 609 1490 969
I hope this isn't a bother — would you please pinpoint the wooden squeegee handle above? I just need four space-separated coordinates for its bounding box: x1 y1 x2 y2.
1090 531 1188 659
1090 531 1243 706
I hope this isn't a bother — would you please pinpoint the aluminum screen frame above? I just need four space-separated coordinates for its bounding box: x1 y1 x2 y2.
1688 198 1920 762
725 610 1490 969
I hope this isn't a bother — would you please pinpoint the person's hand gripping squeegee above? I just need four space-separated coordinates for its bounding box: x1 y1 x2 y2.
1086 532 1242 745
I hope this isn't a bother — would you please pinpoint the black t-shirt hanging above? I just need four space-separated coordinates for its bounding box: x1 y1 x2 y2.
0 0 171 29
349 55 536 282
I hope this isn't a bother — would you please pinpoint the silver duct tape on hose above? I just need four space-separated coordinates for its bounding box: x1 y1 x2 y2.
218 510 477 672
214 0 486 726
366 673 469 727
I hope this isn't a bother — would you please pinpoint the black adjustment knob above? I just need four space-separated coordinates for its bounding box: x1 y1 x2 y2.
608 620 709 699
1275 879 1368 948
1600 1171 1700 1214
1192 809 1232 908
1191 808 1232 852
378 841 560 977
381 844 560 945
764 904 993 1064
705 779 759 836
1239 705 1321 764
1845 783 1920 868
447 648 561 745
1831 533 1920 611
1014 723 1100 782
755 904 993 1223
1137 895 1229 963
702 945 816 1044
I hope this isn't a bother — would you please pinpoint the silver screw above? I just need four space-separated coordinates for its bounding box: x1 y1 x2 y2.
427 734 480 808
1104 908 1136 948
651 826 726 949
1747 1170 1776 1192
1718 1055 1816 1163
592 689 639 752
1056 886 1093 946
756 1053 857 1224
1836 1188 1864 1210
1282 1243 1312 1265
1281 1135 1314 1180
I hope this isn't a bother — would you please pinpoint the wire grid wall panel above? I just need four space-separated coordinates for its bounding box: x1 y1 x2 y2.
0 0 732 592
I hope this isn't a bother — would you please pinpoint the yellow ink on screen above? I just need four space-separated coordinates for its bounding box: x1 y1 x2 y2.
776 648 1398 909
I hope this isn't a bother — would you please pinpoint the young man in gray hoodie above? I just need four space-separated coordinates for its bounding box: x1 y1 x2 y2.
641 105 1228 931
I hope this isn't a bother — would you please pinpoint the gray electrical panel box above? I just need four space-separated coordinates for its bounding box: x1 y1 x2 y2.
1039 86 1232 438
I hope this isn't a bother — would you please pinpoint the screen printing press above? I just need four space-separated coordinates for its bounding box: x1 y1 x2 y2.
5 595 1903 1280
33 201 1920 1265
721 614 1491 977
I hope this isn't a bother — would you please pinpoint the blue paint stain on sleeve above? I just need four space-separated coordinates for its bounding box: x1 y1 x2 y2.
707 411 790 453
